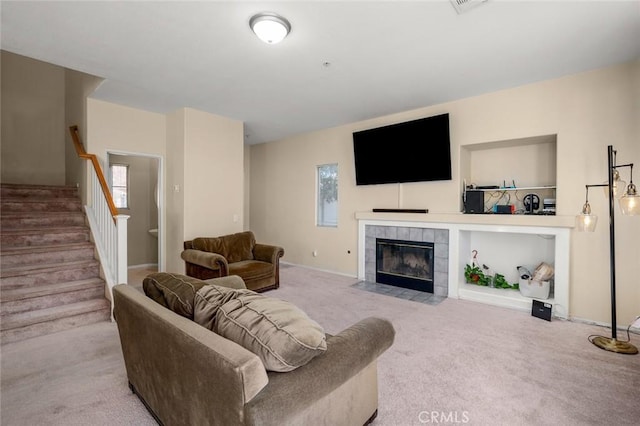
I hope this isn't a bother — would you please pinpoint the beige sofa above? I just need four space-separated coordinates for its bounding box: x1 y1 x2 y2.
182 231 284 292
113 275 395 426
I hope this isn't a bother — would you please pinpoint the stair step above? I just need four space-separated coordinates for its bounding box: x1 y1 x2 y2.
0 184 110 345
0 183 79 199
1 227 89 249
1 278 105 315
0 300 111 345
0 242 95 268
0 259 101 288
0 198 83 213
1 299 110 331
0 211 86 228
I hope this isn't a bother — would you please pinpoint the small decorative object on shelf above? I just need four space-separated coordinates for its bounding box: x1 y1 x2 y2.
518 263 554 299
464 251 518 289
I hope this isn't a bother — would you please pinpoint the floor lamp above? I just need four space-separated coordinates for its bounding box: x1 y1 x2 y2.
576 145 639 354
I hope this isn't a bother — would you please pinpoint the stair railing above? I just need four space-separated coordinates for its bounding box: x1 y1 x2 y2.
69 125 128 307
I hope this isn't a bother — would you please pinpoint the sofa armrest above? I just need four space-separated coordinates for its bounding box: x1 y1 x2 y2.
253 244 284 264
181 249 228 274
204 275 247 290
245 317 395 424
114 284 269 425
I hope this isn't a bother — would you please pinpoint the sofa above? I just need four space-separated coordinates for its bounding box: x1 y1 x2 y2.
113 273 395 426
182 231 284 292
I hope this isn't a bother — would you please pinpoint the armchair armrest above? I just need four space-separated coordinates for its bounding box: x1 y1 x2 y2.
245 317 395 424
181 249 228 275
253 243 285 264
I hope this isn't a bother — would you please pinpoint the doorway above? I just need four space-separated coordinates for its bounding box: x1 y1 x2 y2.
107 151 163 288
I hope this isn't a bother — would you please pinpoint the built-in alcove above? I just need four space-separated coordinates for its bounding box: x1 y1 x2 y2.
460 134 557 214
357 213 571 318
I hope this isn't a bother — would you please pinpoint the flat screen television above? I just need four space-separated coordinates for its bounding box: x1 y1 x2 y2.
353 113 451 185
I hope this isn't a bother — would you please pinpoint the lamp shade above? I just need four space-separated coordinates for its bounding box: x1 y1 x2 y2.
250 13 291 44
576 213 598 232
619 183 639 215
603 170 626 199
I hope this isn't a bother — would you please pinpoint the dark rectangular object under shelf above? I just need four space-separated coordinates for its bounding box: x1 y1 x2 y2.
372 208 428 213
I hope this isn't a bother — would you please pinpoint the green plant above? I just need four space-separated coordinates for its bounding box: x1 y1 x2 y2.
464 264 490 286
493 273 519 289
464 265 518 289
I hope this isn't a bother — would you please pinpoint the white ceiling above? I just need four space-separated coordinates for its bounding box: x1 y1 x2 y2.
2 1 639 145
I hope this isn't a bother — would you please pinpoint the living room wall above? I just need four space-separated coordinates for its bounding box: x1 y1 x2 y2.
249 60 640 326
86 100 245 274
1 51 66 185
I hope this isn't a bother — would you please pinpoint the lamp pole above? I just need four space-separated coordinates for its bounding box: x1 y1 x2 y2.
587 145 638 354
606 145 617 340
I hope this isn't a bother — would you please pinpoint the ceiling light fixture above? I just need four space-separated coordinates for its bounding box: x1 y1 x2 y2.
250 12 291 44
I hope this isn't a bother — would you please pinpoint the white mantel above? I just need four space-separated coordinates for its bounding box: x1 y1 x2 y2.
356 212 573 318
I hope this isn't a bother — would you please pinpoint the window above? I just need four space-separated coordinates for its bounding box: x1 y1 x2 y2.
317 163 338 227
110 164 129 209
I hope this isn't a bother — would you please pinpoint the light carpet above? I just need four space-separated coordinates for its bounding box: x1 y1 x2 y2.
1 264 638 425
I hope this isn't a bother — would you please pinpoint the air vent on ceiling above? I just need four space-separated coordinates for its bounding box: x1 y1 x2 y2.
450 0 488 14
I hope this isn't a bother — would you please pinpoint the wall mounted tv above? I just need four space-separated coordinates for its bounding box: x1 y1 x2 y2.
353 113 451 185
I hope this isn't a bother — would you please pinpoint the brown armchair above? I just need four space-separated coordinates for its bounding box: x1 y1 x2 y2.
181 231 284 292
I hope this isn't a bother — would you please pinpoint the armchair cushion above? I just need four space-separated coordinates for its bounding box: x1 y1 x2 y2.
192 231 255 263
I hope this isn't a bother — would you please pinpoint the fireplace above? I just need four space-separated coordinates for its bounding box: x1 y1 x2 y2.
364 225 449 297
376 238 434 293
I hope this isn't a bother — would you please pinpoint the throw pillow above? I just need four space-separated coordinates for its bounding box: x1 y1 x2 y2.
193 285 255 330
143 272 207 319
214 293 327 372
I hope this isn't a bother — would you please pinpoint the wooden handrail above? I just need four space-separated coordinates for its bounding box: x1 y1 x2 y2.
69 125 119 221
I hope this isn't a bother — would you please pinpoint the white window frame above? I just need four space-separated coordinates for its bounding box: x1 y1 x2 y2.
110 163 130 209
316 163 338 228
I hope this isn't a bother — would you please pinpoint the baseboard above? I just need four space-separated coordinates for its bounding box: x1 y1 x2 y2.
569 315 640 334
128 263 158 270
280 261 357 279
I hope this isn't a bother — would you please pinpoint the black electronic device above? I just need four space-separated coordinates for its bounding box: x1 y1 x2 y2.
523 193 540 213
373 208 428 213
353 113 451 185
464 190 484 214
495 205 515 214
532 300 552 321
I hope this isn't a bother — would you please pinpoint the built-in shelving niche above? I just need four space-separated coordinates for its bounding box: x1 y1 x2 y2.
459 134 557 214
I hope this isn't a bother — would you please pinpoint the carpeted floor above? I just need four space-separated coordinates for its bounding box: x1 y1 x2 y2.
1 264 638 425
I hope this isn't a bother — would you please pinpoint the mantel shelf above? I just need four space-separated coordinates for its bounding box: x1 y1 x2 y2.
355 211 575 228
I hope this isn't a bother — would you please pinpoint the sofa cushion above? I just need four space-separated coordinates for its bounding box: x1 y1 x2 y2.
214 292 327 372
143 272 207 320
192 231 255 263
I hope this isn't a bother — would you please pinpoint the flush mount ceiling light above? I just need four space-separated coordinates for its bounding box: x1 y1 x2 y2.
250 12 291 44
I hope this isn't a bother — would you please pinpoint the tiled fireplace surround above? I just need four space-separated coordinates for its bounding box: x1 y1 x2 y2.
364 225 449 297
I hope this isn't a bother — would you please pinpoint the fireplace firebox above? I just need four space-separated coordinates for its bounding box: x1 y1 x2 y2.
376 238 434 293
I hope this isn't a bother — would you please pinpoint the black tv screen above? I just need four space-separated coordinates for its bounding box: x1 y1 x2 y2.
353 113 451 185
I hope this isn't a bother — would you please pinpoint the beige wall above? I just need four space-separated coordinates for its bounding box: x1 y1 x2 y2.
87 99 167 270
1 51 66 185
250 60 640 325
165 108 244 272
182 108 245 240
65 68 103 203
165 109 186 273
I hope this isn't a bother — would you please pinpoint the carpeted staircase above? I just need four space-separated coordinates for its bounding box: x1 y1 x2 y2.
1 183 111 345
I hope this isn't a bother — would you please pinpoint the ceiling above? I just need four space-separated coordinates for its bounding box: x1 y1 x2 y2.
2 1 639 145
